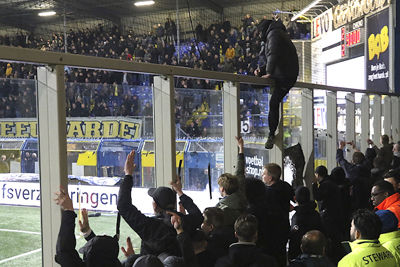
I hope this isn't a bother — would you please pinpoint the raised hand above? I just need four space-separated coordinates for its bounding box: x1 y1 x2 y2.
167 211 183 234
54 186 74 211
124 150 136 176
121 237 135 257
235 136 244 153
170 175 183 196
78 208 90 233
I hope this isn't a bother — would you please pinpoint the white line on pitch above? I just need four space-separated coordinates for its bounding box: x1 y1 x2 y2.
0 248 41 264
0 228 41 235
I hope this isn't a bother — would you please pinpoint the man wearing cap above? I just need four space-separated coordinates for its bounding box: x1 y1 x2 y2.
255 18 299 149
376 210 400 265
117 150 203 256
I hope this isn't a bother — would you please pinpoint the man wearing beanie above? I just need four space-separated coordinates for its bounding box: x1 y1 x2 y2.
376 210 400 265
117 150 203 256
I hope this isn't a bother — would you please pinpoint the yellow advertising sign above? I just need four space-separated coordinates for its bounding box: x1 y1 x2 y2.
0 117 142 139
368 25 389 60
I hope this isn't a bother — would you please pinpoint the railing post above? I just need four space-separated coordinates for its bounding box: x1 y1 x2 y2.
223 81 240 173
345 93 355 161
360 94 370 153
326 91 337 171
391 96 400 142
37 65 68 267
372 95 382 145
153 76 176 186
383 96 392 136
301 88 314 187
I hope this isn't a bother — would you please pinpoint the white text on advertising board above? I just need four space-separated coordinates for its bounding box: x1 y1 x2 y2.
332 0 390 29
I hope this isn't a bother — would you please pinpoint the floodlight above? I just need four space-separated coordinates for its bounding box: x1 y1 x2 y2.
134 1 155 7
38 11 56 17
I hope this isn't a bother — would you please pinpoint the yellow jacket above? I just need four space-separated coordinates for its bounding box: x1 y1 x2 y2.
338 239 396 267
379 230 400 265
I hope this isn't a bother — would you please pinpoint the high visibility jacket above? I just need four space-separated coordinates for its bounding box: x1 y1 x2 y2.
338 239 396 267
379 230 400 265
376 193 400 228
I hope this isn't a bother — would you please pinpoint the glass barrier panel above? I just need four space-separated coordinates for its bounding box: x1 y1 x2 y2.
65 70 155 256
174 85 224 210
0 76 42 265
314 90 327 168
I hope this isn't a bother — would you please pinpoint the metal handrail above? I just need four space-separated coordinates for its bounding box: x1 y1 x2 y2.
0 45 397 96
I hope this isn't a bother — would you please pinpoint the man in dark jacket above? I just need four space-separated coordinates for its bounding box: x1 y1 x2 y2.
54 187 122 267
312 165 344 263
255 19 299 149
262 162 294 266
336 141 371 210
368 135 393 171
117 150 203 256
288 230 335 267
288 186 323 260
201 207 236 259
215 214 277 267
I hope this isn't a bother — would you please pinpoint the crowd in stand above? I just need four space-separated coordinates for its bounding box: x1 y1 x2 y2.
53 135 400 266
0 13 303 126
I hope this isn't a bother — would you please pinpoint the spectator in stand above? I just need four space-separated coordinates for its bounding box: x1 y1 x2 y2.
371 156 387 184
313 165 344 263
376 210 400 265
215 214 277 267
201 207 236 259
216 136 246 226
255 19 299 149
288 186 323 260
371 180 400 228
338 209 396 267
262 163 294 267
245 177 281 260
5 63 12 78
392 142 400 170
53 187 123 267
337 140 371 210
225 44 235 60
330 166 352 239
288 230 334 267
368 135 393 172
384 170 400 193
117 150 203 256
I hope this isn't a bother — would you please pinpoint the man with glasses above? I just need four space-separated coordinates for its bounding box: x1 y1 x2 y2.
371 180 400 228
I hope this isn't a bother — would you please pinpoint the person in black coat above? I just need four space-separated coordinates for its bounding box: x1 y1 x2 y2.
54 187 122 267
288 186 322 260
312 165 344 264
201 207 236 259
391 142 400 170
262 163 294 266
215 214 277 267
117 150 203 257
329 166 352 239
288 230 335 267
336 141 371 210
255 19 299 149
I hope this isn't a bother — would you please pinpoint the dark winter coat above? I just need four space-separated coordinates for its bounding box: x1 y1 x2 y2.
117 175 203 256
215 243 277 267
288 201 323 260
260 20 299 83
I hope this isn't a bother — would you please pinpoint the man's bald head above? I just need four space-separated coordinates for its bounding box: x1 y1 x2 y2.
300 230 327 256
